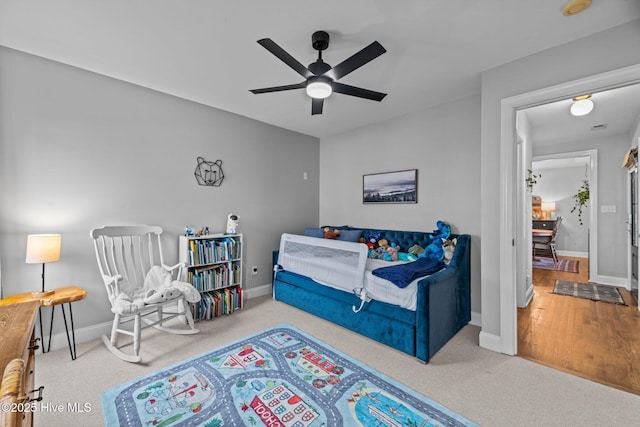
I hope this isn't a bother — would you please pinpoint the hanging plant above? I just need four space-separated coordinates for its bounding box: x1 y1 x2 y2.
570 179 589 225
525 169 541 190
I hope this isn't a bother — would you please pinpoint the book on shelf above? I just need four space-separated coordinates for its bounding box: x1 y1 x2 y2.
179 233 243 322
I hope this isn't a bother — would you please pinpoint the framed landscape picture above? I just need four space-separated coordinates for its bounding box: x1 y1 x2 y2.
363 169 417 204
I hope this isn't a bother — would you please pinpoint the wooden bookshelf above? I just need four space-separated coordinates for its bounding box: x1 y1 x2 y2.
178 233 243 321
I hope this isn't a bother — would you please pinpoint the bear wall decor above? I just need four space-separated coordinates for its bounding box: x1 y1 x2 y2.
194 157 224 187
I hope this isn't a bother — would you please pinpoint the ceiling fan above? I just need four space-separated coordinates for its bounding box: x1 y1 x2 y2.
249 31 387 115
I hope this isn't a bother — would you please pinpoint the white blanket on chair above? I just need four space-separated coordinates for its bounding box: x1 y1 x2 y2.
143 266 201 303
112 266 201 315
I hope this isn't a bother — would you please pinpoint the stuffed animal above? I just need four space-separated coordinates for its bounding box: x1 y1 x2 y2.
420 220 452 261
384 243 399 261
373 247 387 259
363 231 382 247
421 239 444 261
408 244 424 256
398 252 418 262
323 227 340 239
432 220 451 240
377 238 389 249
443 238 457 264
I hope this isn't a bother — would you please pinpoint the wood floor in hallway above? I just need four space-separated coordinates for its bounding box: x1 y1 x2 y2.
517 256 640 395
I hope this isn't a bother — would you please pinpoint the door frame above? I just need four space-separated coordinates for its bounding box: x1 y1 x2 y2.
499 64 640 356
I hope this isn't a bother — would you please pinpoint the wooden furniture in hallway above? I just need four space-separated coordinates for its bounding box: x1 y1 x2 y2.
532 217 562 263
518 256 640 395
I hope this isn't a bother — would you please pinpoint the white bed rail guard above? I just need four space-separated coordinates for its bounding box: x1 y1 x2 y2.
276 233 369 301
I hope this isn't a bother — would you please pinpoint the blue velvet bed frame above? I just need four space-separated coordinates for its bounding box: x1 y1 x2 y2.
272 228 471 363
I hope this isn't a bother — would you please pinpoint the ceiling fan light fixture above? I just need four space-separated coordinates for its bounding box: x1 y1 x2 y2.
306 78 332 99
570 95 594 116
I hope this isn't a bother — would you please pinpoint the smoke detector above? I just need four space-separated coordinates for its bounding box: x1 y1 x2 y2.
563 0 592 16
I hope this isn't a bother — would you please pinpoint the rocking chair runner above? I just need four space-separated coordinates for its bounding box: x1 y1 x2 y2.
90 225 199 363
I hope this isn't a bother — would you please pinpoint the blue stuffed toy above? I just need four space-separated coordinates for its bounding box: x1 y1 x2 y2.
420 220 451 261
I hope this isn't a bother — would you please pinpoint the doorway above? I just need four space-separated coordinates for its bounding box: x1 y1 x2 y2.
498 64 640 357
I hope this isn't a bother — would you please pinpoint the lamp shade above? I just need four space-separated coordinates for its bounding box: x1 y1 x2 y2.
541 202 556 211
26 234 61 264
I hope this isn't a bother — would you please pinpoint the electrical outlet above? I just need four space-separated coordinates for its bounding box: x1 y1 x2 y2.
251 266 258 275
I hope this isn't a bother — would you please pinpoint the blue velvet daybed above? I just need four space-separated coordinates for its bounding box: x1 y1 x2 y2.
272 227 471 363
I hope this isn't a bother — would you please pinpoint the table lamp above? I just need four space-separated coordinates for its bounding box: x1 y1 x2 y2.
26 234 61 297
541 202 556 220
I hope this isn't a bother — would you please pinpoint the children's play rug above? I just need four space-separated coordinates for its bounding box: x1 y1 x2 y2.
102 323 478 427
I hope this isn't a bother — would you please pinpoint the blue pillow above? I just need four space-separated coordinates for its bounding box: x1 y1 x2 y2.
336 229 363 242
304 228 324 238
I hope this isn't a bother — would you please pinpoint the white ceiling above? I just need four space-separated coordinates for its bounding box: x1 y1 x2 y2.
1 0 639 139
523 83 640 146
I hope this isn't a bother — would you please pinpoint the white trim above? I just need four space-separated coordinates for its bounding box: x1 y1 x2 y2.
499 64 640 356
500 100 518 355
470 311 482 327
556 250 589 258
245 283 272 299
523 286 535 308
592 275 630 288
479 331 502 354
42 289 273 352
43 320 112 353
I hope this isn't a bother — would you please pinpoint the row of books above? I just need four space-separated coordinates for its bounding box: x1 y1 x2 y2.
186 263 241 292
188 237 241 266
190 287 243 321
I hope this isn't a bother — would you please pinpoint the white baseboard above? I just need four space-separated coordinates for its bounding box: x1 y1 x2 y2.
43 320 112 353
592 274 629 289
245 283 272 299
42 287 274 352
557 250 588 258
518 285 534 308
479 330 502 354
470 311 481 327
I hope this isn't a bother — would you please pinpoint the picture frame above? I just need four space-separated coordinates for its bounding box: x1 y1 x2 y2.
363 169 417 204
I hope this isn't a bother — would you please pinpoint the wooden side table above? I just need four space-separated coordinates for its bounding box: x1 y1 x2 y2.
0 286 87 360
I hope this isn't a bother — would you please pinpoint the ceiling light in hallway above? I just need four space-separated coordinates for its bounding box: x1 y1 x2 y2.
570 95 594 116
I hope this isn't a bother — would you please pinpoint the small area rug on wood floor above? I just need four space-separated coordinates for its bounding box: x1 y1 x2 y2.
553 280 626 305
102 323 478 427
532 257 579 273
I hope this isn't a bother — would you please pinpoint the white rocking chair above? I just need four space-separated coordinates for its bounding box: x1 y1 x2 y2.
90 225 199 362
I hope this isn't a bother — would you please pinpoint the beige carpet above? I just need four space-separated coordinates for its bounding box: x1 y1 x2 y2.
35 296 638 426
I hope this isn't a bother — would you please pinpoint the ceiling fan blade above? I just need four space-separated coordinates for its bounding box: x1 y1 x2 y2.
257 38 313 79
311 98 324 115
328 41 386 80
249 82 306 94
332 82 387 102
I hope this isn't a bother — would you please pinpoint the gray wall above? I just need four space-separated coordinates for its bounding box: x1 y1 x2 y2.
319 95 482 318
480 20 640 339
0 47 320 332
